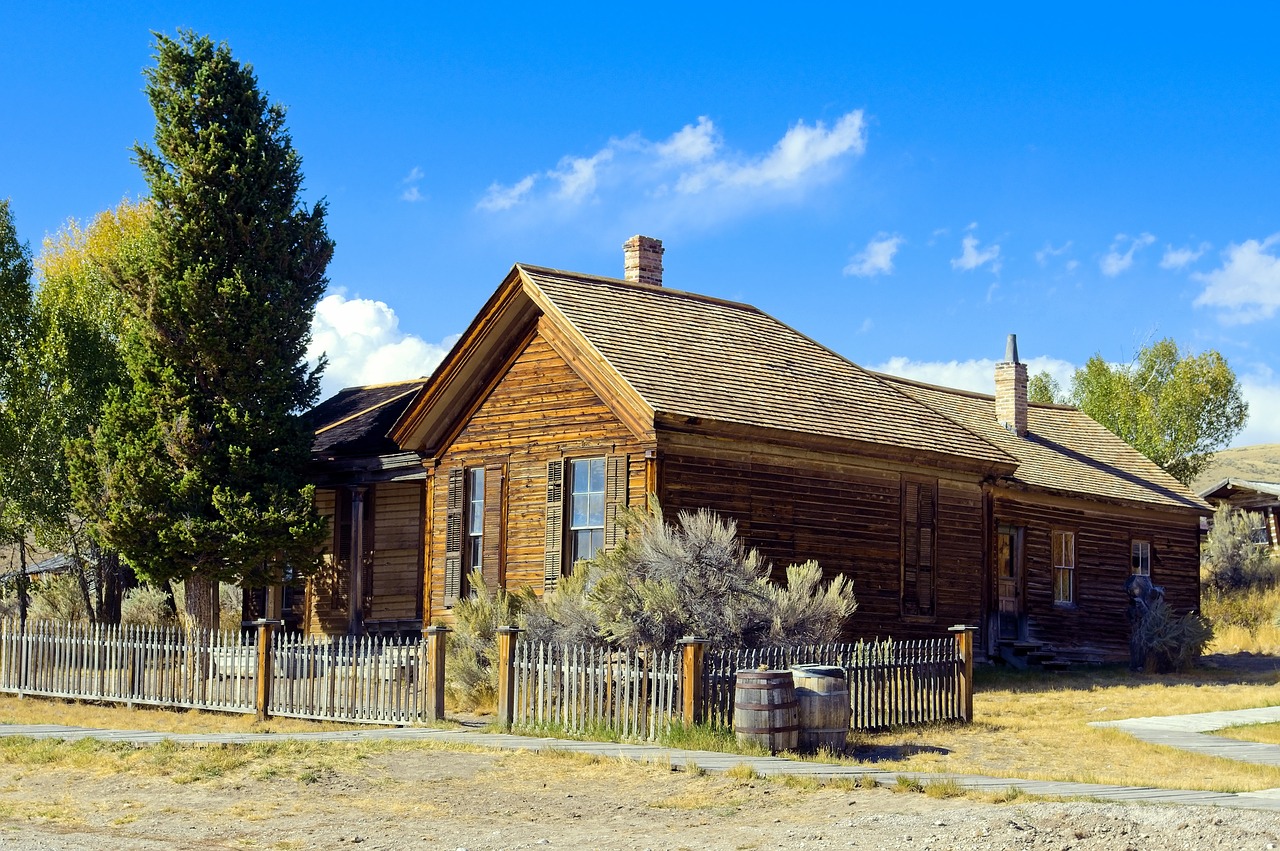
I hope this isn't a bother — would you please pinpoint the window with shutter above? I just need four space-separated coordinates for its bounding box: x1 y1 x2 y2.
544 459 564 591
901 477 937 618
443 468 464 606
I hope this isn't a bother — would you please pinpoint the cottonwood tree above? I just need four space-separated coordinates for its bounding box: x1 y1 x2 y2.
26 201 148 622
0 199 37 622
1070 339 1247 485
72 32 331 630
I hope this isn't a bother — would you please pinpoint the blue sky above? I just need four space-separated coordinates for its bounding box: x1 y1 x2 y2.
3 3 1279 446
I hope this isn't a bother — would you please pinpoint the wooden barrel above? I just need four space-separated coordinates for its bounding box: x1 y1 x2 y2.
734 670 799 753
791 665 851 753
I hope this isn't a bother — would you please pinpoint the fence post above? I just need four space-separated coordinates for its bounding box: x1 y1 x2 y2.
496 626 520 730
949 624 976 723
253 619 282 722
425 625 448 722
679 637 709 726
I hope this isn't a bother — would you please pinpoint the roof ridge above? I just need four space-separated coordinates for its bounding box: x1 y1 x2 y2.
874 370 1079 410
336 377 429 392
515 263 767 316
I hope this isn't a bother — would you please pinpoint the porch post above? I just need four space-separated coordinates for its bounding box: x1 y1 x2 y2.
425 625 448 722
349 486 367 635
949 624 976 723
495 626 520 730
679 637 709 725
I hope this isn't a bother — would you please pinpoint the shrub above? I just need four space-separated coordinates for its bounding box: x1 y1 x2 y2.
1202 504 1278 593
444 568 535 712
28 573 90 623
120 584 178 627
1134 599 1212 672
522 500 856 652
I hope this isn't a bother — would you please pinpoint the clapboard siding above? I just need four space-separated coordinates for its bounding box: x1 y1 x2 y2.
656 432 986 641
992 488 1201 661
427 325 650 623
368 481 423 622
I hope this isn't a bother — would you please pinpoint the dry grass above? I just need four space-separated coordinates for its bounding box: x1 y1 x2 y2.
1215 722 1280 745
0 694 383 735
840 661 1280 793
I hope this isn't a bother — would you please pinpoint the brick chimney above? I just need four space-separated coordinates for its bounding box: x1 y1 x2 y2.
623 235 663 286
995 334 1028 437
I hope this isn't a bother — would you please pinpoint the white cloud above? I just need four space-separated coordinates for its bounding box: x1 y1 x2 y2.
1159 241 1209 271
843 233 904 278
951 228 1001 273
1234 367 1280 447
1192 234 1280 323
477 175 537 212
549 150 613 203
1100 232 1156 277
474 111 867 224
871 355 1076 396
400 166 425 203
308 293 459 398
654 115 720 163
1035 241 1072 267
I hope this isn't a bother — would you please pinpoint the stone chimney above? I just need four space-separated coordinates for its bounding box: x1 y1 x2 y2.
995 334 1028 437
623 235 664 286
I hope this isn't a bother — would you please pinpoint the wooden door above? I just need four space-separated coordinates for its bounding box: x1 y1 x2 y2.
996 526 1024 640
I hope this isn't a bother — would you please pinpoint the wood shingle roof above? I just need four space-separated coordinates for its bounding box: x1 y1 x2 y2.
880 374 1210 511
308 379 426 458
520 266 1013 466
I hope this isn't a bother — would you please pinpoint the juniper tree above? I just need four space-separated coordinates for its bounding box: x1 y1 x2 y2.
72 32 331 630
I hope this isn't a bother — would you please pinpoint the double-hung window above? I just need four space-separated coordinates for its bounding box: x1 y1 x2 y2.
568 457 606 564
1052 530 1075 605
466 467 485 574
1131 540 1151 576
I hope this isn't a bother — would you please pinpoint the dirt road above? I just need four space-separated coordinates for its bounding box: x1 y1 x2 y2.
1 744 1278 850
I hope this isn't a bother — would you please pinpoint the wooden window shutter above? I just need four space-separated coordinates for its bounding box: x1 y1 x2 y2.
482 460 505 591
544 459 565 591
444 468 464 606
916 481 935 615
604 454 628 551
902 478 937 617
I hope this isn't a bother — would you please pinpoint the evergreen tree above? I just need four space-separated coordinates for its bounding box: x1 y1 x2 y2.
72 32 331 629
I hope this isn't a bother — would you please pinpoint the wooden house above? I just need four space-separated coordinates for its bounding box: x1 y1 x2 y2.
1198 479 1280 555
290 379 428 636
373 236 1207 662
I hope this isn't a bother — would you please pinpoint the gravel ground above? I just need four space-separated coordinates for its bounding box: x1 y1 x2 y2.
1 746 1279 850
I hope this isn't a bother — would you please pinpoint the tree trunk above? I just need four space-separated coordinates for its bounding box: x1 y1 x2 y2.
69 538 96 624
183 573 220 632
97 547 128 625
16 537 30 628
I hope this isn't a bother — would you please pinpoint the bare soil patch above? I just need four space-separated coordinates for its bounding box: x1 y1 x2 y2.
1 743 1279 850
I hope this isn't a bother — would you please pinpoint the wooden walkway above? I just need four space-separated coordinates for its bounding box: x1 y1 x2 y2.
1091 705 1280 767
4 713 1280 812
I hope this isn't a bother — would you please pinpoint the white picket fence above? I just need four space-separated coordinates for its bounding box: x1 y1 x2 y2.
510 640 681 740
0 619 433 724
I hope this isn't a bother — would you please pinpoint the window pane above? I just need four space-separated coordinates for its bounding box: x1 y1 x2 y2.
571 493 589 527
588 492 604 526
571 460 591 495
588 457 605 492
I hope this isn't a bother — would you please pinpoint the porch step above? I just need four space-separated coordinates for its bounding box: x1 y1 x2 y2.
997 640 1071 672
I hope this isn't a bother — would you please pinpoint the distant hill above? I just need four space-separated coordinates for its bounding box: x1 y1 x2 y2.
1190 444 1280 493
